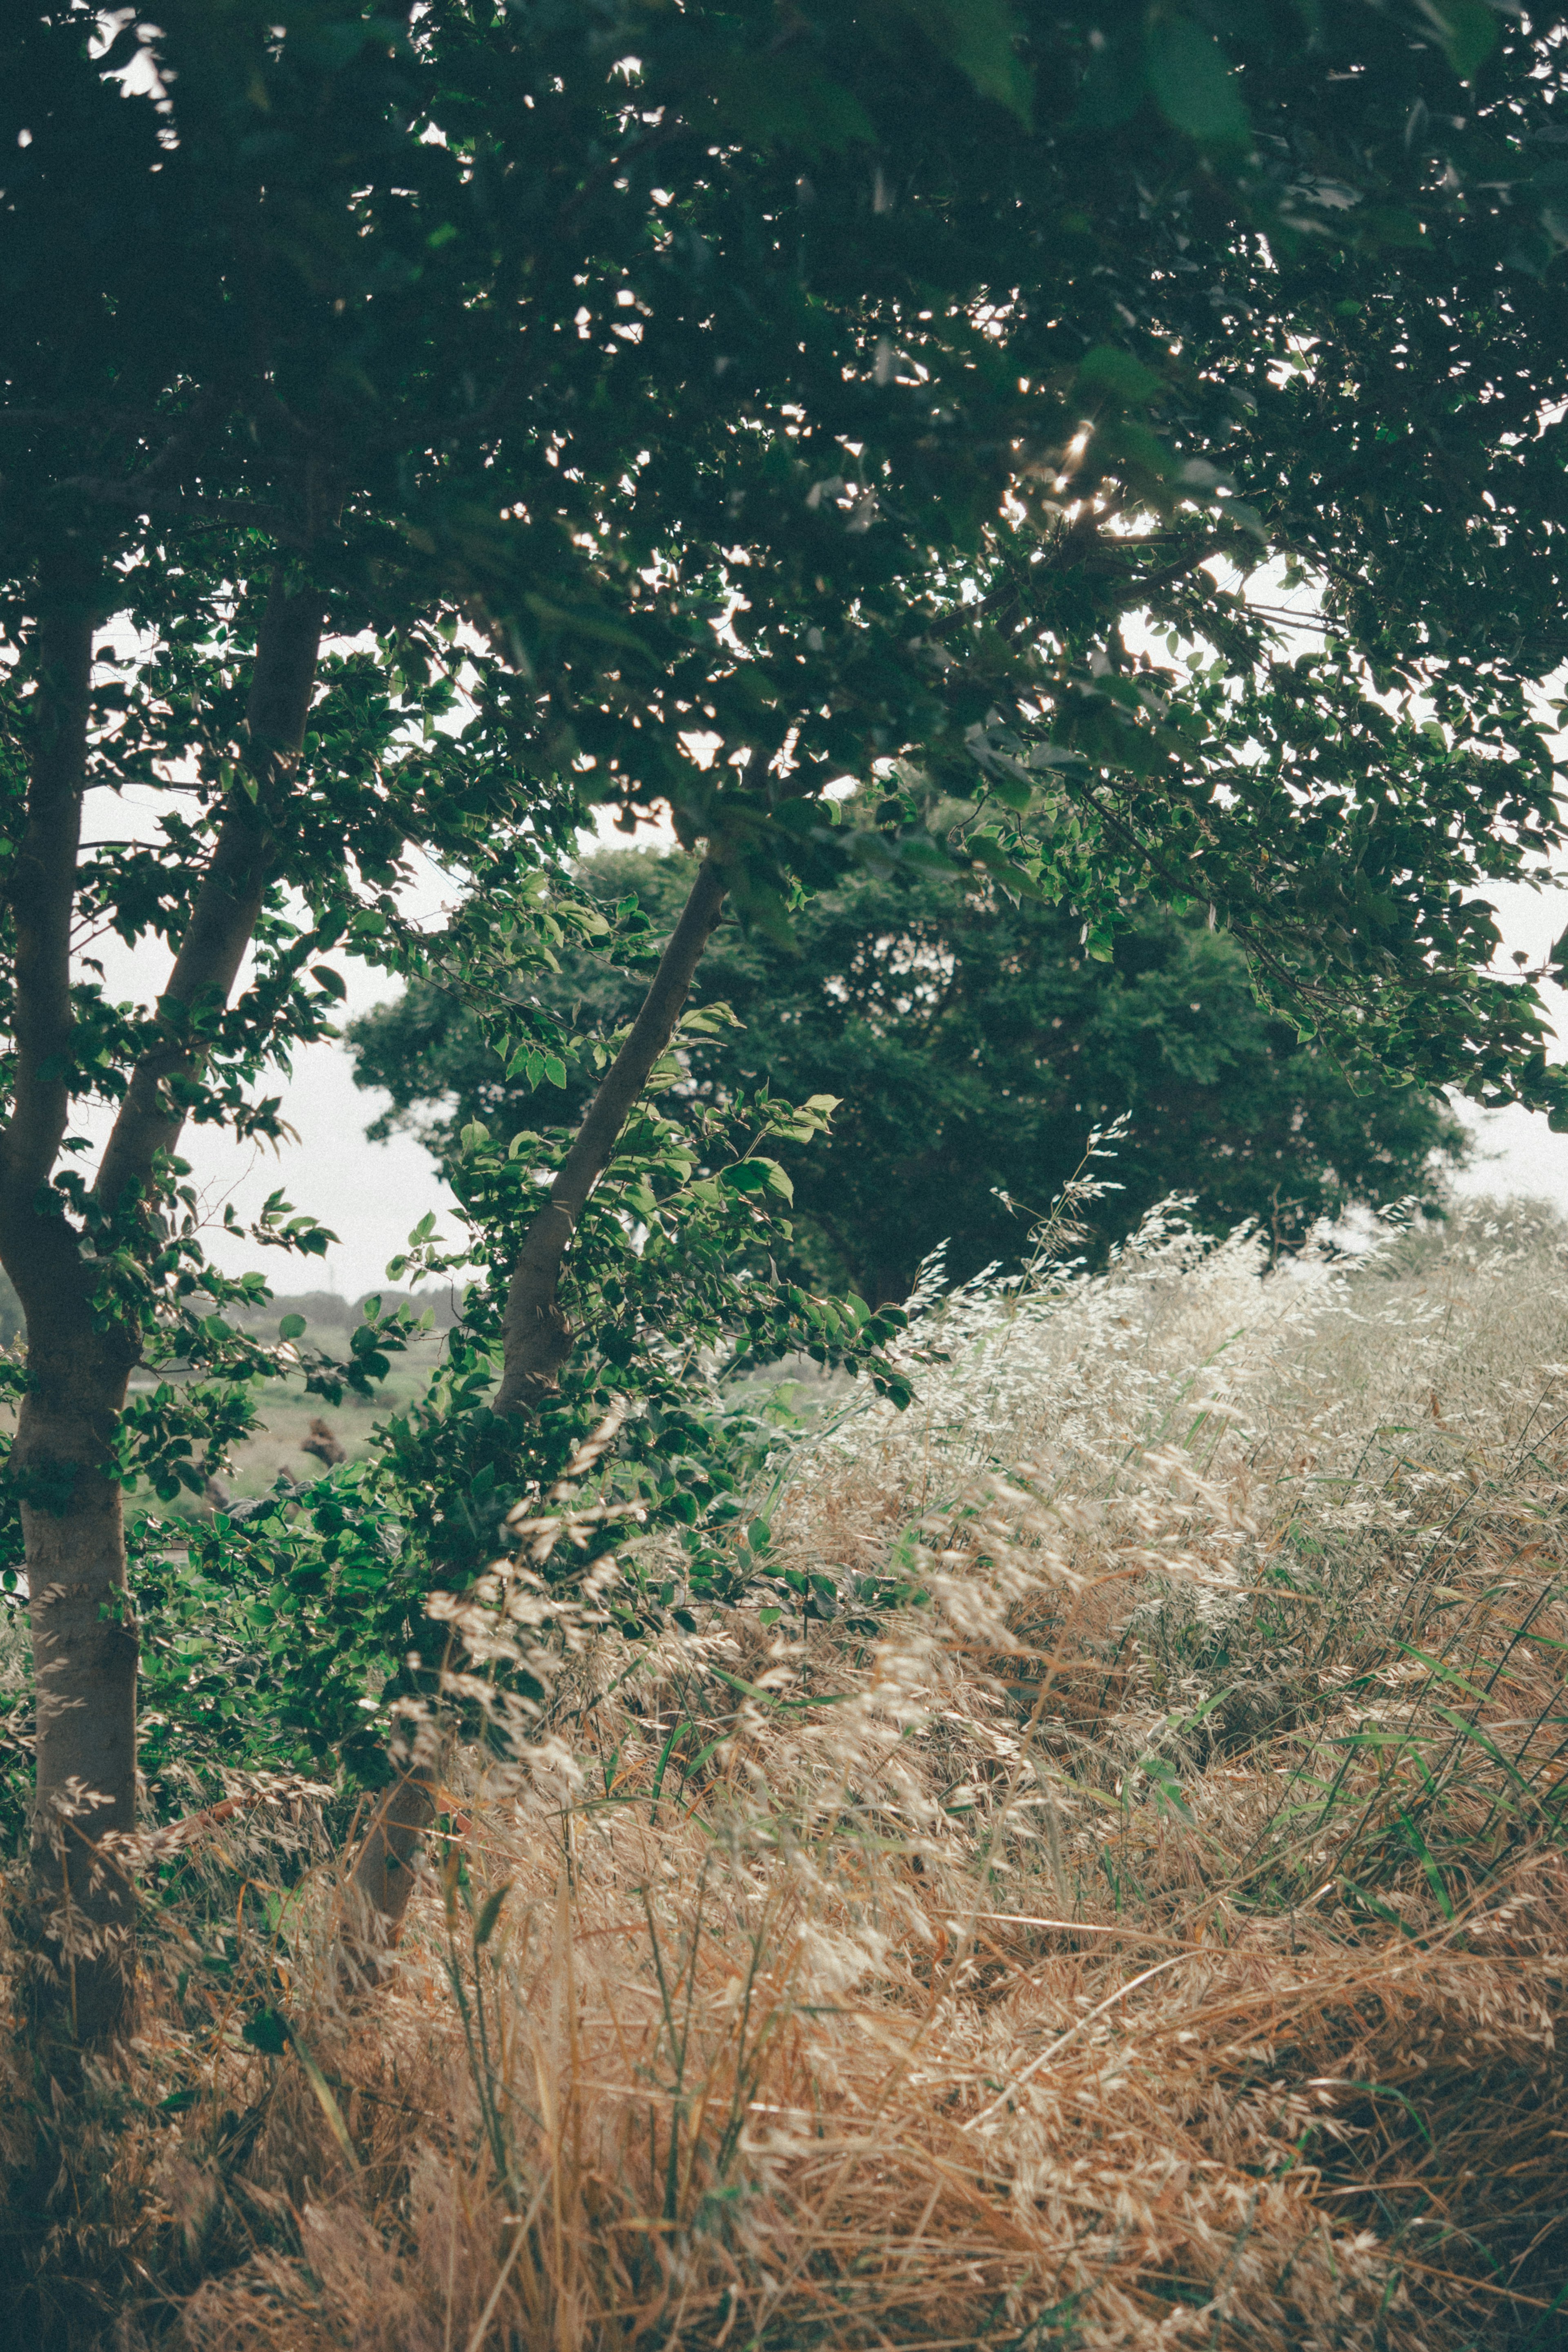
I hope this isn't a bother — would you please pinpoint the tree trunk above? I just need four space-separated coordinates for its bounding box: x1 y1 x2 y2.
0 555 134 2033
16 1320 140 2039
0 570 322 2039
344 857 731 1951
340 1755 443 1985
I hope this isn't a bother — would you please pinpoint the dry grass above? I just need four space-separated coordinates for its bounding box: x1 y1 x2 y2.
7 1200 1568 2349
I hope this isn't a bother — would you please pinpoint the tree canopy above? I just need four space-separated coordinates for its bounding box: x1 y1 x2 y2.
353 838 1468 1300
2 0 1566 2033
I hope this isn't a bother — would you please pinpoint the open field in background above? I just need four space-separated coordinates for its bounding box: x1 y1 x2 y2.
8 1199 1568 2348
120 1348 840 1518
0 1307 453 1527
173 1346 446 1508
158 1298 459 1511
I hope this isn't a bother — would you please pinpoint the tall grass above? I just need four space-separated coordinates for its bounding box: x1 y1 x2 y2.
6 1199 1568 2349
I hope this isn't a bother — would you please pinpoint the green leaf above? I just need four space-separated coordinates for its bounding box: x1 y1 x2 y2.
1072 31 1143 130
1145 15 1250 145
243 2006 290 2055
719 1160 772 1194
1136 1754 1195 1824
706 56 877 155
1077 345 1164 407
985 768 1034 812
1394 1808 1455 1919
474 1880 513 1948
279 1313 307 1341
899 0 1033 127
1419 0 1499 79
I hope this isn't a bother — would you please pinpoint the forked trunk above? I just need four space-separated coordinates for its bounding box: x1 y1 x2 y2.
0 568 322 2039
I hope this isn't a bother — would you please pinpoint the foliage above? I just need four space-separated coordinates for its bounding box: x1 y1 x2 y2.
353 834 1468 1298
0 0 1566 1854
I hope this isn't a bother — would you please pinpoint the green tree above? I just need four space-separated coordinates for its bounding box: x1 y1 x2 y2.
352 840 1467 1301
2 0 1566 2034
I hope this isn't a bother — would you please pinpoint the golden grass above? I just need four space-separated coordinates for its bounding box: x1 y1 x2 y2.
7 1202 1568 2348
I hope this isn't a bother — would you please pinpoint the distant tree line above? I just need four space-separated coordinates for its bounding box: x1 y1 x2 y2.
224 1289 461 1337
350 832 1466 1305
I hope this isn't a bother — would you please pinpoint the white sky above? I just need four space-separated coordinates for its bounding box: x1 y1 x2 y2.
1428 875 1568 1219
71 783 470 1302
91 938 463 1304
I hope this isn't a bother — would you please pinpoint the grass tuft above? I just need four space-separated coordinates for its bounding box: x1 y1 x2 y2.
7 1198 1568 2348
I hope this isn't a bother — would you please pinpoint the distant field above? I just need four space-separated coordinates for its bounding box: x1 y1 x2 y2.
125 1335 454 1515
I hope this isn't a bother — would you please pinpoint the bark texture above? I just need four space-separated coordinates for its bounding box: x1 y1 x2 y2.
0 555 139 2036
17 1335 140 2039
0 572 321 2038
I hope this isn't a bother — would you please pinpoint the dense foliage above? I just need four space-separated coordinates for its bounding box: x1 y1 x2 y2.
1 0 1566 2031
352 837 1467 1299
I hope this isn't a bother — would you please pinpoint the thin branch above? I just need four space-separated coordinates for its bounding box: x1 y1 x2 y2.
50 480 295 537
0 403 166 430
13 386 285 533
92 577 323 1216
494 857 730 1415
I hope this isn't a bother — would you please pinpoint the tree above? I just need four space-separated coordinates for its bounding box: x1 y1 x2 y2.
2 0 1565 2034
353 839 1468 1300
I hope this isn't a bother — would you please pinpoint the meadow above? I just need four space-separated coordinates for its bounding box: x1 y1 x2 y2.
7 1198 1568 2350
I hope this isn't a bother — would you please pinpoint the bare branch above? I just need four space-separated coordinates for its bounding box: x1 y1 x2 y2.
56 381 227 498
494 857 729 1415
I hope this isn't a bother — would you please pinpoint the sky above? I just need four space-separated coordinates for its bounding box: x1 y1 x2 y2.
71 796 468 1304
119 947 463 1304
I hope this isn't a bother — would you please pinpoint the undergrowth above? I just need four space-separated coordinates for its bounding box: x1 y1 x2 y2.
4 1197 1568 2350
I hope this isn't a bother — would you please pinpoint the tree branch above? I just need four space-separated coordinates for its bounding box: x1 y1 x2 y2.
49 482 295 538
494 856 729 1415
93 577 323 1217
0 550 99 1204
53 383 228 504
